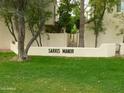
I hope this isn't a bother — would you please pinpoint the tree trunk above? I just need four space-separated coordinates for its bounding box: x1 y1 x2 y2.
14 15 19 33
25 29 43 54
17 0 28 61
95 32 98 48
29 25 40 46
123 35 124 43
6 21 17 42
38 34 42 46
25 19 45 54
79 0 85 47
10 17 17 42
18 15 27 61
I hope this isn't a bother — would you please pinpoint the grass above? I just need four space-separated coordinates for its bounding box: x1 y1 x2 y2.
0 52 124 93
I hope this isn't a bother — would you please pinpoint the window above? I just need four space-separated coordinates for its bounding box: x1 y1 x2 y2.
117 0 124 12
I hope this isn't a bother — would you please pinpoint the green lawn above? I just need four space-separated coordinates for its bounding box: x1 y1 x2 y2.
0 52 124 93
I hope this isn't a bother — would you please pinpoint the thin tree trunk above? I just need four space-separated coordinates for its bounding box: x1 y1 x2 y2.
6 21 17 42
25 19 45 54
123 35 124 43
5 16 17 42
79 0 85 47
38 34 42 46
94 20 98 48
14 15 19 33
29 25 40 46
10 17 17 41
95 32 98 48
25 29 42 54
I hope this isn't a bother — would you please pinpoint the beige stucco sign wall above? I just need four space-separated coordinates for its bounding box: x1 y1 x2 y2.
11 42 116 57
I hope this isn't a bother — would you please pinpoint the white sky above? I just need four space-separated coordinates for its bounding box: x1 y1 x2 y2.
57 0 89 6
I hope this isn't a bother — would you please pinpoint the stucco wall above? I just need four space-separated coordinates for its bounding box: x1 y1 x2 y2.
0 22 68 49
45 2 55 25
1 7 124 49
25 32 68 47
11 42 116 57
0 20 12 50
84 9 123 47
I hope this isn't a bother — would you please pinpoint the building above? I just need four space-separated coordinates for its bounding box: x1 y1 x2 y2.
0 1 124 50
84 0 124 47
0 1 56 50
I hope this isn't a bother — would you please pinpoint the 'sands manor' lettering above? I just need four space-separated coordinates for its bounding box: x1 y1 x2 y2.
49 49 60 53
62 49 74 53
48 49 74 54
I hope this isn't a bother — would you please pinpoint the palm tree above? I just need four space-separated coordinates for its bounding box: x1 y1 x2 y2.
79 0 85 47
